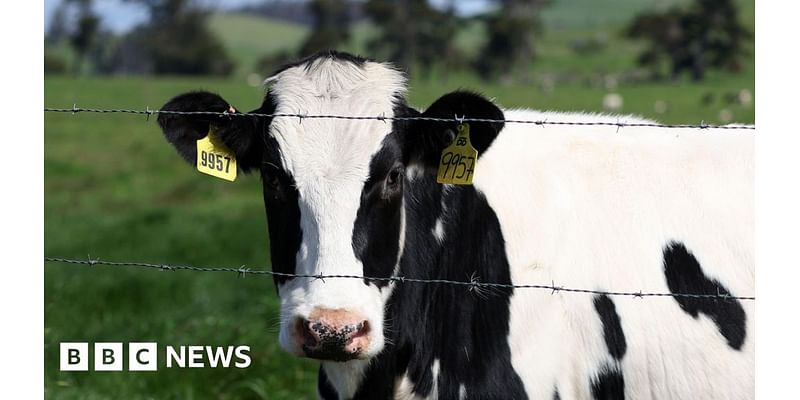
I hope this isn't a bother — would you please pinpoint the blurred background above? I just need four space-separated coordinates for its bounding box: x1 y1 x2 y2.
44 0 754 398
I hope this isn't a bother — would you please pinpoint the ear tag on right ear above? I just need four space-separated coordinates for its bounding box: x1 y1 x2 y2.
196 128 237 182
437 123 478 185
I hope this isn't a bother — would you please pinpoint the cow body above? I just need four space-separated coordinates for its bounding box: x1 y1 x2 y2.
482 111 753 400
156 51 754 400
326 111 753 400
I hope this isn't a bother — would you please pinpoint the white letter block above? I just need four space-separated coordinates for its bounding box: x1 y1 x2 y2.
128 342 158 371
60 342 88 371
94 342 123 371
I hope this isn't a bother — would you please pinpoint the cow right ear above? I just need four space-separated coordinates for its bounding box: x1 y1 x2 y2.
156 91 265 173
404 91 505 169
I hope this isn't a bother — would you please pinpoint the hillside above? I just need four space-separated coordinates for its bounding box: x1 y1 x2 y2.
207 14 308 77
209 0 754 85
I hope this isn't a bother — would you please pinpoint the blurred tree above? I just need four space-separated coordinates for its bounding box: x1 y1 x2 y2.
626 0 751 81
436 1 466 81
86 31 121 75
364 0 459 76
115 0 235 75
45 1 117 75
299 0 351 56
46 2 71 44
66 0 100 74
474 0 549 81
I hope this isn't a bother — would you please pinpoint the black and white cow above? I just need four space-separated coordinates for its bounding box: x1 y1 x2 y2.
156 51 754 399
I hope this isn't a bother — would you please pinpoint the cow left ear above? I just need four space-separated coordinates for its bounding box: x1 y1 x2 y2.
405 91 504 168
157 91 270 174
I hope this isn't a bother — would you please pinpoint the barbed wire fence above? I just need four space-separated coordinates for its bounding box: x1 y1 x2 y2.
43 257 754 301
44 106 756 302
44 106 756 130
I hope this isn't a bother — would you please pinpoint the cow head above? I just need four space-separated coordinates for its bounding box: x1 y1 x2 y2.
156 51 503 363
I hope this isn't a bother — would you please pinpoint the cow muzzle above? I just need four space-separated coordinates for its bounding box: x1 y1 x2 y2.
295 308 371 361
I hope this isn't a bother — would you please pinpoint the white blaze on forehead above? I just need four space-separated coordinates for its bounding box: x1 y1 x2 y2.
267 58 406 277
268 58 406 180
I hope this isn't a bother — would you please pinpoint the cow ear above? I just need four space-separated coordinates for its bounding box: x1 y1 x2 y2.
406 91 504 168
156 91 267 173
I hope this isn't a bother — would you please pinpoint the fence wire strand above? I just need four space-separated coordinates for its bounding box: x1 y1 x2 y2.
44 257 755 301
44 107 755 130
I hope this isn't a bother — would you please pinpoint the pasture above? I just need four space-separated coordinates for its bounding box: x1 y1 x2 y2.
44 74 753 399
44 2 753 397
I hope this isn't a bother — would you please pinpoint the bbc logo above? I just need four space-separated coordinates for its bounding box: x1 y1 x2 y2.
60 342 157 371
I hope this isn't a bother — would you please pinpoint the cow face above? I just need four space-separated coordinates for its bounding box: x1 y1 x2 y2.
156 52 503 363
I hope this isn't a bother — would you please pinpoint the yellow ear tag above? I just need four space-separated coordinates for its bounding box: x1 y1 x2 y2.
196 129 237 182
437 123 478 185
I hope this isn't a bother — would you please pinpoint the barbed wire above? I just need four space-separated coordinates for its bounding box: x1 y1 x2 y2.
44 106 755 130
44 257 755 301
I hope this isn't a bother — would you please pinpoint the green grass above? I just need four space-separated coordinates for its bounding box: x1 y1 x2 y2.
413 72 753 125
44 77 319 399
208 14 308 78
542 0 692 29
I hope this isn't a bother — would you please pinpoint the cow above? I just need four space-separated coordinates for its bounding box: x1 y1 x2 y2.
156 50 754 399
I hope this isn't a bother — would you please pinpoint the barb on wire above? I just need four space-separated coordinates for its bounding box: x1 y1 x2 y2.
550 280 562 295
43 106 756 130
44 257 755 301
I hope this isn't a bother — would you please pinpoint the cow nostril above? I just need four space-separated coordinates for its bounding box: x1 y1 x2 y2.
351 320 370 340
343 320 370 354
298 319 319 348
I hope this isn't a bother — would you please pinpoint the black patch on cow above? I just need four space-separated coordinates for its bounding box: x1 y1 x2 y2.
554 387 561 400
352 131 405 288
594 295 627 361
261 148 301 288
662 241 746 350
591 365 625 400
340 172 528 399
350 174 527 399
271 49 370 76
318 366 338 400
351 99 417 288
255 93 302 288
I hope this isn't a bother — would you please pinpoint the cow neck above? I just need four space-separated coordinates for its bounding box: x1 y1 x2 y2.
346 171 525 399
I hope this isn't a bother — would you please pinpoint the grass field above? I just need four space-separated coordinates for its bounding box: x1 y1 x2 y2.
44 73 754 399
44 77 319 399
45 1 754 398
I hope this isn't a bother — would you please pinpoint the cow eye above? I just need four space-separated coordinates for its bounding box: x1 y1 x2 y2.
388 166 404 186
265 173 281 190
383 165 404 197
262 164 283 191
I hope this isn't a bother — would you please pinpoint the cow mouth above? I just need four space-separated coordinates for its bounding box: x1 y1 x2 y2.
301 344 363 362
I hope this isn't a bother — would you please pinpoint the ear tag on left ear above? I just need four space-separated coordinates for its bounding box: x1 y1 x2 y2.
437 123 478 185
196 128 237 182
